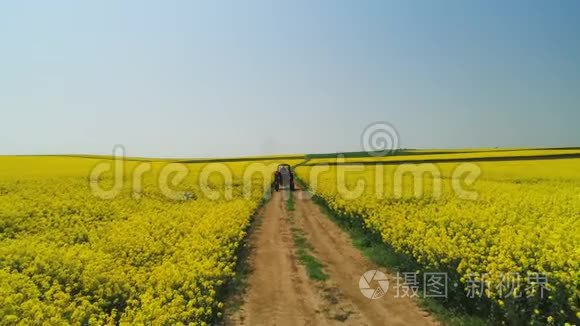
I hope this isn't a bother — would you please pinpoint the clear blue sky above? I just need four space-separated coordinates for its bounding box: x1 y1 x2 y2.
1 0 579 157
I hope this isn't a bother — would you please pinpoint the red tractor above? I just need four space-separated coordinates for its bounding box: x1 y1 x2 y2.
273 164 295 192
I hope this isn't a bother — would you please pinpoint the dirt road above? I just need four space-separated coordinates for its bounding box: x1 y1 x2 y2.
227 191 437 326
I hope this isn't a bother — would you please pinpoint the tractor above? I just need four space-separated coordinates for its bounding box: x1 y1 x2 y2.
273 164 295 192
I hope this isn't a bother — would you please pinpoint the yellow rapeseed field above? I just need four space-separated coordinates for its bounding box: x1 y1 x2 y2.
2 151 579 324
0 156 300 325
296 156 580 324
307 148 580 165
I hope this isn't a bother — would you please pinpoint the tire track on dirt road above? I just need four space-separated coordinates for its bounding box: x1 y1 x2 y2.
293 190 438 326
227 191 327 325
227 191 437 325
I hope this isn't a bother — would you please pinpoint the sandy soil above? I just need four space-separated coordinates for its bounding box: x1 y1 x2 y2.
226 191 437 326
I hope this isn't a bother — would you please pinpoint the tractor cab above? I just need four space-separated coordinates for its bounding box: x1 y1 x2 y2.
273 164 295 191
